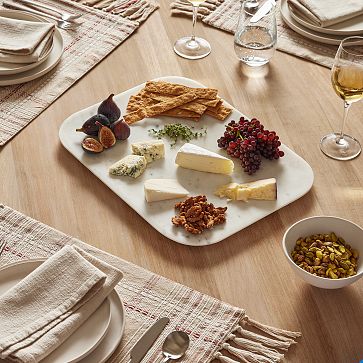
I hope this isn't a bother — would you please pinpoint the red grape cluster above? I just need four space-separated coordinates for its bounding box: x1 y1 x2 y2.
217 117 284 174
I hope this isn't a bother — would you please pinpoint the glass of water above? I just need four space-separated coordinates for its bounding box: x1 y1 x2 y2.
234 0 277 67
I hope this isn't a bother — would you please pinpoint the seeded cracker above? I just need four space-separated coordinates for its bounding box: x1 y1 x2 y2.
145 92 199 117
145 81 218 99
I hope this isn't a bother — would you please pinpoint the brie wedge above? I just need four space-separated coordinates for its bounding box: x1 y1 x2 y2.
215 178 277 201
144 179 189 202
175 143 234 174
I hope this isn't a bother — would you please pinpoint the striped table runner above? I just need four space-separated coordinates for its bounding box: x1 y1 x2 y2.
0 204 301 363
0 0 158 145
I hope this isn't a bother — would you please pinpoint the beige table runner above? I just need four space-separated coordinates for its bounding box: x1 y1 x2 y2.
0 204 301 363
170 0 338 68
0 0 159 146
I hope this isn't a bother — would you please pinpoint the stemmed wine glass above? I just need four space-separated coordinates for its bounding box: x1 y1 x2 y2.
173 0 211 59
320 36 363 160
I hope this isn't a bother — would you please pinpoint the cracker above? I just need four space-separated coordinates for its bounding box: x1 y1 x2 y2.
126 95 144 113
161 108 201 118
124 108 147 125
142 91 207 115
206 100 223 114
197 98 221 107
145 92 199 117
145 81 218 100
205 105 232 121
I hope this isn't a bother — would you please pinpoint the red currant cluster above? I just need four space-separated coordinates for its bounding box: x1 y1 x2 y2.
217 117 285 175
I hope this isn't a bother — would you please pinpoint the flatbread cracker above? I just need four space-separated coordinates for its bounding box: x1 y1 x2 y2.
161 108 201 118
205 105 232 121
145 81 218 100
197 98 220 107
142 91 207 115
124 108 147 124
145 92 199 117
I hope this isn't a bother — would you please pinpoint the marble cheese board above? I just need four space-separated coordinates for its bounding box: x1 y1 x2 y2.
59 76 314 246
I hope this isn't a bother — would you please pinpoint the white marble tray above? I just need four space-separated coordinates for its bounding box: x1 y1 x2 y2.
59 76 314 246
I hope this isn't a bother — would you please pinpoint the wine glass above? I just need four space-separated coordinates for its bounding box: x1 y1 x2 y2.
173 0 211 60
320 36 363 160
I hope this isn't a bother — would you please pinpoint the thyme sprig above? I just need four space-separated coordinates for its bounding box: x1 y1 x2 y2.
148 123 207 147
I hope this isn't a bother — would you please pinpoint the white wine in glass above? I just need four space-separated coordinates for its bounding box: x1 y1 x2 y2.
173 0 211 59
320 36 363 160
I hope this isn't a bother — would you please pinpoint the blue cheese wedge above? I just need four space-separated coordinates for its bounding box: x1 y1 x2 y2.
109 155 147 178
215 178 277 201
175 143 234 174
144 179 189 202
131 140 165 163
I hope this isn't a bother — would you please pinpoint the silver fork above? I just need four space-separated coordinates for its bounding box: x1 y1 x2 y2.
0 241 7 258
3 1 81 30
17 0 82 22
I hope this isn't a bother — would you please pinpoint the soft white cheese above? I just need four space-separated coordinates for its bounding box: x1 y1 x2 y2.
109 155 147 178
175 143 234 174
144 179 189 202
131 140 165 163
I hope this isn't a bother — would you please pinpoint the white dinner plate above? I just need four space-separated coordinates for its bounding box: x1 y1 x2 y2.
0 10 63 86
288 4 363 36
0 259 123 363
59 76 314 246
280 0 346 45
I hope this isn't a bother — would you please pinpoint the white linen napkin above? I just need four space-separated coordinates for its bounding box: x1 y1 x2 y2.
287 0 363 27
0 245 123 363
0 16 55 63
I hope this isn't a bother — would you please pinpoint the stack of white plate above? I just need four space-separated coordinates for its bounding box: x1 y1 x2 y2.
0 260 125 363
280 0 363 45
0 10 64 86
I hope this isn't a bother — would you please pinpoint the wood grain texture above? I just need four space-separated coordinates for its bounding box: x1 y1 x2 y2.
0 2 362 362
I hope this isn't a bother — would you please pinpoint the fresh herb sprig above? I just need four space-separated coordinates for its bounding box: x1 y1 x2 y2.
148 123 207 147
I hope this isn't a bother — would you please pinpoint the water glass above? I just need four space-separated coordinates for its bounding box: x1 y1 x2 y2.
234 0 277 67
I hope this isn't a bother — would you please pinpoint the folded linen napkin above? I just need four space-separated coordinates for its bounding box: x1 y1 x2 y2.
0 245 123 363
0 16 55 64
287 0 363 27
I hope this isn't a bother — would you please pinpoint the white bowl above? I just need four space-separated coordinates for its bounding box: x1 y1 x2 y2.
282 216 363 289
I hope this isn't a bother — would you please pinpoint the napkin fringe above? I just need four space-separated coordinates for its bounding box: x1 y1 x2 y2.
73 0 159 23
213 315 301 363
170 0 224 19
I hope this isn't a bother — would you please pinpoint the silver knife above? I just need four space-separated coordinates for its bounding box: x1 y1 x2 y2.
130 317 170 363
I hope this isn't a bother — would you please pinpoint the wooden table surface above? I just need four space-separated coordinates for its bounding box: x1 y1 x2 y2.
1 2 362 363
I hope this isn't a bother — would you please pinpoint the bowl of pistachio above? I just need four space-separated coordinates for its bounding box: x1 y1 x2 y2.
282 216 362 289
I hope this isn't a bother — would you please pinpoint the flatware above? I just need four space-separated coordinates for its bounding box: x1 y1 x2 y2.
130 317 170 363
0 241 7 257
161 331 189 363
16 0 82 22
3 1 81 30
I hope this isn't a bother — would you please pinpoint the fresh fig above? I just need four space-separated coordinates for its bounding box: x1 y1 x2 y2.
76 114 110 136
111 119 130 140
97 94 121 123
82 138 104 153
96 121 116 148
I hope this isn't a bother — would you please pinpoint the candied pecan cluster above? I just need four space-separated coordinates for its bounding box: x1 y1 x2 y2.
172 195 227 234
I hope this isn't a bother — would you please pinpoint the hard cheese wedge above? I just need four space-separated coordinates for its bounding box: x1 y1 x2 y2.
215 178 277 201
144 179 189 202
175 143 234 174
